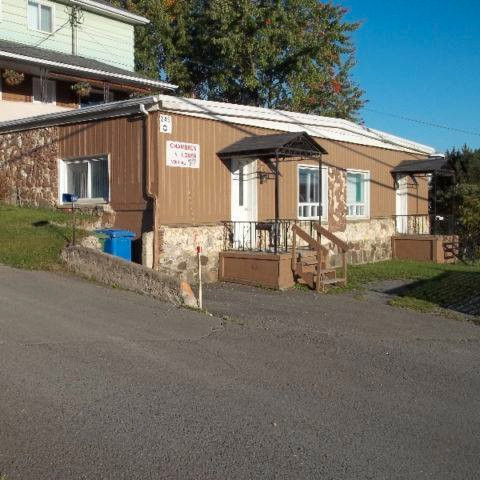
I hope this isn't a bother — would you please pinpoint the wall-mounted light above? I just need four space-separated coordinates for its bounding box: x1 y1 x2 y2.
259 171 269 184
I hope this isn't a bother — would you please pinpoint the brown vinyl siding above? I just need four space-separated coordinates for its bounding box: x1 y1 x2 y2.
58 116 150 235
150 111 428 224
408 174 429 215
49 109 428 233
314 139 426 219
150 112 267 225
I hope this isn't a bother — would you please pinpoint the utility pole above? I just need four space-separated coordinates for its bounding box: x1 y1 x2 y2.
69 6 84 55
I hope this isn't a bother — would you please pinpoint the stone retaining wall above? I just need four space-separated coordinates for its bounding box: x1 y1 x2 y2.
61 246 185 305
0 127 59 206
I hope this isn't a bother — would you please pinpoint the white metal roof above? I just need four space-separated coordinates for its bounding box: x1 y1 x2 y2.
158 95 436 155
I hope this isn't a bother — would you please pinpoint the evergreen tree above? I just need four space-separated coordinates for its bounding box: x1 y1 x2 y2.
433 146 480 259
115 0 365 120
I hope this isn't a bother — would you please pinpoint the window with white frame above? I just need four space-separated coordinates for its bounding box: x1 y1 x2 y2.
27 0 54 33
60 156 109 203
32 77 56 104
298 165 328 220
347 170 370 218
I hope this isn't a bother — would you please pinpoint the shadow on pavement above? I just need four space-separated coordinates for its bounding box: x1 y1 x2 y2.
385 270 480 316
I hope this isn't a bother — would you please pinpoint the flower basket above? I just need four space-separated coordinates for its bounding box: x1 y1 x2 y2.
2 69 25 86
71 82 92 98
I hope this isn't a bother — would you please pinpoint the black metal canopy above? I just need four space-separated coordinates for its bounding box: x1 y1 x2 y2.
217 131 328 159
219 131 327 254
391 156 456 223
391 156 454 176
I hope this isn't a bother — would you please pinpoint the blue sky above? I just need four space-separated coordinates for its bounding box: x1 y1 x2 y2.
344 0 480 153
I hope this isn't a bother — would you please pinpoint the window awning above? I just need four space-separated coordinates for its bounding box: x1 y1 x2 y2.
217 131 328 159
391 156 454 176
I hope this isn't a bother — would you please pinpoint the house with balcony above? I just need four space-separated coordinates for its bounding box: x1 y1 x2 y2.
0 0 176 121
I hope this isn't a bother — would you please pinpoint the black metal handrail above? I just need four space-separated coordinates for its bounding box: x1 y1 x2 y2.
394 214 457 235
222 219 325 253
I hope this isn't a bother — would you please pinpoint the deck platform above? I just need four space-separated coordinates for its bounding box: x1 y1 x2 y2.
218 251 295 290
392 234 458 263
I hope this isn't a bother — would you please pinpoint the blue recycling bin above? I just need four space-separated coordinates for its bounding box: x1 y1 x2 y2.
97 229 135 261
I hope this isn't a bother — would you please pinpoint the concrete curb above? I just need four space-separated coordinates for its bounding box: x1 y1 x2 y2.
61 246 196 307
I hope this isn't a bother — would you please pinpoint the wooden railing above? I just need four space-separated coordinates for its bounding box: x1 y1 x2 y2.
291 223 349 291
313 222 348 286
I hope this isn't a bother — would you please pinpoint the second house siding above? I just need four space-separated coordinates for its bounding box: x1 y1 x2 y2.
0 0 135 70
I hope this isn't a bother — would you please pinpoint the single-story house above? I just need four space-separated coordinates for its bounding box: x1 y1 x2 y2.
0 95 448 287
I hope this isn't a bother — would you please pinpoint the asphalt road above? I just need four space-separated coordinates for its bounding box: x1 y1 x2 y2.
1 265 479 479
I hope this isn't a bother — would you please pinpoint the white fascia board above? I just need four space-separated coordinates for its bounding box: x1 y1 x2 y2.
0 50 177 90
157 95 435 155
64 0 150 25
0 96 160 133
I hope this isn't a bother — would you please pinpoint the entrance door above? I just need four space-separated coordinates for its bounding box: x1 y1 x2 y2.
396 174 408 233
231 158 258 248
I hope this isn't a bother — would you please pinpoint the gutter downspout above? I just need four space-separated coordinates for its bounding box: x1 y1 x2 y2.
140 102 158 269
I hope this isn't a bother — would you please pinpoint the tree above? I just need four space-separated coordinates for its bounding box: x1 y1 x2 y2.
433 146 480 260
114 0 365 120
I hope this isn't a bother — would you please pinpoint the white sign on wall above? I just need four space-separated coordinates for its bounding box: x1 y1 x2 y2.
159 115 172 134
166 141 200 168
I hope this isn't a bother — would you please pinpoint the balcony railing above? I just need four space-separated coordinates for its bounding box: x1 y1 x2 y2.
223 220 319 253
394 214 457 235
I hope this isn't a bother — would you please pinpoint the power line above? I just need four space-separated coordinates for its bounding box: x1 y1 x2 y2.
33 19 70 47
364 107 480 137
33 6 83 48
80 24 138 71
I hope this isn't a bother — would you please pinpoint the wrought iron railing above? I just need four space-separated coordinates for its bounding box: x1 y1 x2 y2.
222 219 318 253
394 214 457 235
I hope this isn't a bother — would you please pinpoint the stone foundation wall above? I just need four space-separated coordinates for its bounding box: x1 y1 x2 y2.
157 224 224 283
0 127 59 206
156 217 394 284
328 217 395 265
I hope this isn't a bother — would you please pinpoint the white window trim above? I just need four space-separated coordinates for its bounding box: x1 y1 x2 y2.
346 169 370 220
27 0 56 34
58 155 111 205
297 164 328 221
32 77 56 105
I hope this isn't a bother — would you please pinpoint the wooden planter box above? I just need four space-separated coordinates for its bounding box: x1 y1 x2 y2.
392 235 458 264
218 251 294 290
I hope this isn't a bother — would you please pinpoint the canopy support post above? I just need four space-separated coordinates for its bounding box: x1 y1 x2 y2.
433 171 438 234
318 152 322 244
274 150 279 254
318 154 322 225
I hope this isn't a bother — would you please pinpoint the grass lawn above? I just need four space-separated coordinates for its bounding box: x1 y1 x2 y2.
0 203 88 270
338 259 480 317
